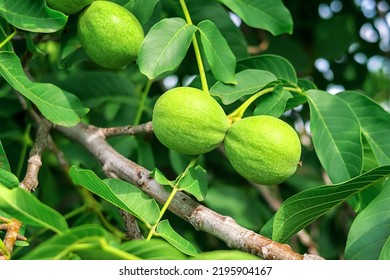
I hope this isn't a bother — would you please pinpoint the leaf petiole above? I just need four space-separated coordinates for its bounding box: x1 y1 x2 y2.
0 29 17 49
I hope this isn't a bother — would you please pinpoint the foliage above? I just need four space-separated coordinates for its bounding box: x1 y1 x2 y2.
0 0 389 260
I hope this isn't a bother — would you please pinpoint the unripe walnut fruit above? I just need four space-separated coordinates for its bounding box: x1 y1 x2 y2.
224 115 301 185
152 87 229 155
77 1 144 69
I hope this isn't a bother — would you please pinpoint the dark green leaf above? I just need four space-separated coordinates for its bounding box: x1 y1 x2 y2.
198 20 236 84
210 69 276 104
138 18 197 79
0 140 11 171
306 90 363 183
217 0 293 35
0 0 67 33
69 166 160 226
156 219 199 256
0 184 69 233
272 165 390 243
237 54 297 84
0 51 88 126
379 236 390 260
345 180 390 260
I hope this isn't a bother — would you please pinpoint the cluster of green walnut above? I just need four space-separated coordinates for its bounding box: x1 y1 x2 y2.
46 1 301 185
153 87 302 185
46 0 144 69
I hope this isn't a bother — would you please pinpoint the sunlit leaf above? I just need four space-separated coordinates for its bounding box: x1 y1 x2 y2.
217 0 293 35
120 239 186 260
345 180 390 259
177 165 208 201
0 0 67 33
198 20 236 84
0 184 69 233
210 69 276 104
272 165 390 243
69 166 160 226
306 90 363 183
156 220 199 256
138 18 196 79
124 0 159 25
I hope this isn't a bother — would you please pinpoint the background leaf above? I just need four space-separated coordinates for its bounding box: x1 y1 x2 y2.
0 185 69 233
125 0 160 25
217 0 293 35
198 20 236 84
0 140 11 171
0 51 88 126
120 239 186 260
344 180 390 259
69 166 160 226
138 18 196 79
306 90 363 183
210 69 276 104
272 165 390 243
0 0 67 33
0 169 19 189
156 219 199 256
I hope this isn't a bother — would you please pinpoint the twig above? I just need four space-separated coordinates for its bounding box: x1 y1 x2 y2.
100 121 153 138
57 122 324 260
20 118 52 192
0 218 24 260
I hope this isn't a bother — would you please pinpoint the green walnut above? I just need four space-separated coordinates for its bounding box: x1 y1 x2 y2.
77 1 144 69
46 0 94 15
152 87 229 155
224 115 301 185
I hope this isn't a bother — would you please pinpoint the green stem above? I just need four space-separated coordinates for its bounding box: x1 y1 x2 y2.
0 30 17 49
179 0 209 93
227 85 305 122
145 187 179 241
134 79 153 126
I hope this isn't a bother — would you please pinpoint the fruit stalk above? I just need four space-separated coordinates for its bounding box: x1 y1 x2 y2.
179 0 209 93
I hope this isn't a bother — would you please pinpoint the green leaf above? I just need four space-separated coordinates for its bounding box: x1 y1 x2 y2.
120 239 186 260
210 69 277 105
272 165 390 243
198 20 236 84
0 51 88 126
345 180 390 260
177 165 208 201
151 168 173 187
379 236 390 260
156 219 199 256
0 169 19 188
191 250 261 260
0 184 69 233
69 166 160 226
0 0 67 33
138 18 197 79
23 224 140 260
217 0 293 35
253 84 293 117
306 90 363 183
124 0 159 25
22 224 107 260
0 140 11 171
337 91 390 165
237 54 297 84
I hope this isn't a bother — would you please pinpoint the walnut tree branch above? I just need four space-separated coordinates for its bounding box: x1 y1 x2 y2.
57 122 324 260
20 118 52 192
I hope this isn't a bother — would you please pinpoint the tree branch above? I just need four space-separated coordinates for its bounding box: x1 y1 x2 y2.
100 122 153 137
0 217 25 260
57 122 324 260
20 118 52 192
